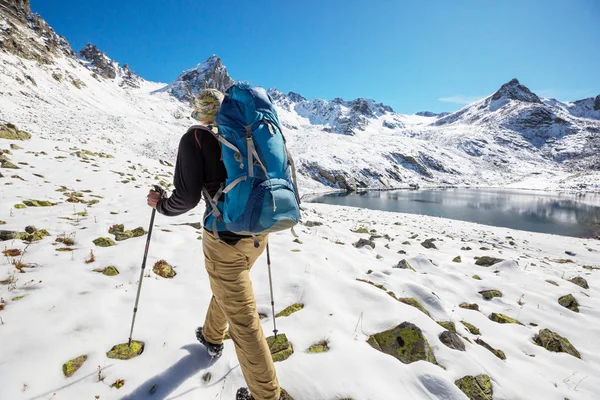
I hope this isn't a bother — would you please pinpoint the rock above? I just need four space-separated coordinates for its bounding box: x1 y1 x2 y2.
398 297 431 317
305 221 323 227
0 230 19 241
306 340 330 353
95 266 119 276
293 238 302 244
394 259 414 270
114 231 134 241
475 338 506 360
421 239 437 249
565 251 576 256
62 355 87 378
478 290 502 300
354 238 375 249
14 203 26 209
202 372 212 383
460 302 480 311
546 280 559 286
558 294 579 312
106 341 144 360
453 256 462 263
108 224 124 234
367 322 438 365
488 313 523 325
276 303 304 317
472 275 482 280
461 247 472 251
93 237 115 247
267 333 293 362
439 330 465 351
455 374 493 400
111 379 125 389
569 277 589 289
177 222 203 230
10 143 23 150
461 321 481 335
131 227 146 237
437 321 456 333
475 256 504 266
1 159 19 169
533 329 581 358
152 260 176 278
24 225 36 234
0 123 31 140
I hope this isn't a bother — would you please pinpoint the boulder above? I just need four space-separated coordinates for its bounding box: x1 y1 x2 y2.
453 256 462 263
478 290 502 300
354 238 375 249
0 230 19 241
533 329 581 358
93 237 115 247
558 294 579 312
267 333 293 362
106 341 144 360
367 322 438 365
475 256 504 266
421 239 437 249
455 374 493 400
152 260 176 278
569 277 589 289
439 330 465 351
394 259 414 271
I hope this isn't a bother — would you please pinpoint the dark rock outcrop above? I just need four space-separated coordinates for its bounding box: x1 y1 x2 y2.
367 322 438 365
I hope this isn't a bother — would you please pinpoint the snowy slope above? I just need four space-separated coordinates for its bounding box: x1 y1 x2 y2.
1 135 600 400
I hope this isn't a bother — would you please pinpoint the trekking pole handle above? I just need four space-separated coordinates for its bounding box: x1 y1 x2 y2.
152 185 166 198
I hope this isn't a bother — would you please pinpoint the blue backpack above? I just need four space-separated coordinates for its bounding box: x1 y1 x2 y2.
202 83 301 241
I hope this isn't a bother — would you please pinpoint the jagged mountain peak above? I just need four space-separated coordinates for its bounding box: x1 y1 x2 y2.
595 94 600 111
78 43 141 87
0 0 31 20
164 54 234 104
491 78 541 104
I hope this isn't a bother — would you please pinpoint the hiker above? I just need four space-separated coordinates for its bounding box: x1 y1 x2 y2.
147 88 294 400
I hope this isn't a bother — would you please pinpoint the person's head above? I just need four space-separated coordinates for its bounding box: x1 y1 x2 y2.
191 89 224 125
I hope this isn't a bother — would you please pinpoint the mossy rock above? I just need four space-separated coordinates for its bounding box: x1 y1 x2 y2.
25 225 36 233
367 321 438 365
10 143 23 150
106 341 144 360
475 338 506 360
93 237 116 247
114 231 134 241
108 224 124 234
267 334 293 362
569 277 589 290
95 266 119 276
351 226 370 234
479 290 502 300
111 379 125 389
489 313 523 325
23 200 41 207
533 329 580 358
558 294 579 312
14 203 26 209
395 259 415 271
0 123 31 140
546 280 559 286
0 220 5 225
437 321 456 333
472 275 482 280
354 238 375 249
459 303 480 311
461 321 481 335
475 256 504 267
276 303 304 317
398 297 431 317
62 354 87 377
131 227 146 237
455 374 493 400
421 239 437 249
1 159 19 169
153 260 176 278
453 256 462 263
293 238 303 244
306 340 330 353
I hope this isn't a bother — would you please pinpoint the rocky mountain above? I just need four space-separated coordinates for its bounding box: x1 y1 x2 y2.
79 43 141 88
416 111 450 118
161 55 234 104
1 2 598 193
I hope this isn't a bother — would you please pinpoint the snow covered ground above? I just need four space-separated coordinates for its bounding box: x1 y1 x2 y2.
1 135 599 400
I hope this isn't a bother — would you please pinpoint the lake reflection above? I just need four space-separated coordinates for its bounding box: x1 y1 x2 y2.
305 189 600 238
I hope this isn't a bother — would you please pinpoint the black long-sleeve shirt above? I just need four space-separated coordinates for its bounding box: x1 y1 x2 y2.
157 125 244 243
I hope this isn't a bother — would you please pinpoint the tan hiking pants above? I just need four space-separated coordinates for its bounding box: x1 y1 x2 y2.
202 231 280 400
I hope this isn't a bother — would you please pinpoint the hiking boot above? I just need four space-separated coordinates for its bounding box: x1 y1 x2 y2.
235 388 294 400
195 327 223 358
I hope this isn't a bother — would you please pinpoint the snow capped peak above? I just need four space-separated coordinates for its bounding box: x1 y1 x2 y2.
163 54 234 103
491 78 541 104
288 91 307 103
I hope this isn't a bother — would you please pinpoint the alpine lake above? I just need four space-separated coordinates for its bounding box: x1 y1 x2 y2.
305 188 600 238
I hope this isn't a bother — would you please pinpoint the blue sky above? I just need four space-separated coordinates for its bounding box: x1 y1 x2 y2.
33 0 600 114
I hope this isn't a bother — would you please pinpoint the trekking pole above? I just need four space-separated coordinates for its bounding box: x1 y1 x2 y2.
127 185 164 347
266 243 278 338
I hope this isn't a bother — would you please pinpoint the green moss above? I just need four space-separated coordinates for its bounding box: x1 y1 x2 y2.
479 290 502 300
489 313 523 325
475 256 504 267
153 260 176 278
38 200 54 206
14 203 26 209
368 322 438 365
453 256 462 263
475 338 506 360
293 238 303 244
0 124 31 140
472 275 482 280
131 227 146 237
545 280 559 286
276 303 304 317
307 340 330 353
1 159 19 169
351 226 370 234
12 295 25 301
267 334 293 362
115 231 134 241
437 321 456 333
459 303 480 311
109 224 124 234
460 321 481 335
558 294 579 312
93 237 116 247
95 266 119 276
0 220 5 225
398 297 431 318
455 374 493 400
23 200 41 207
62 355 87 377
533 329 580 359
106 341 144 360
56 247 74 252
111 379 125 389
